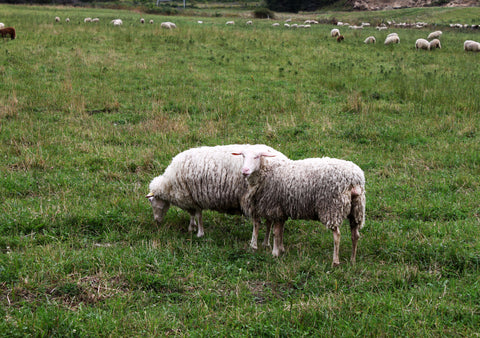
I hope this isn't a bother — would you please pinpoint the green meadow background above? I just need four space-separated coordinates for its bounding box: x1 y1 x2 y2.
1 4 479 336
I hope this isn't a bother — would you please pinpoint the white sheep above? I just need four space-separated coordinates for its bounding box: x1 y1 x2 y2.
92 18 100 23
150 20 154 24
386 32 398 38
427 30 442 40
233 150 366 267
161 22 176 29
147 145 289 249
140 18 145 24
364 36 376 44
384 35 400 45
111 19 122 26
429 39 441 50
226 21 235 25
331 28 340 37
415 38 430 50
55 16 60 22
246 20 253 25
84 18 92 23
272 23 280 27
65 18 70 23
464 40 480 52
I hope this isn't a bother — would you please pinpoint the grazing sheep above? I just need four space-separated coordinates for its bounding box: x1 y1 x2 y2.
161 22 176 29
92 18 100 23
364 36 376 44
147 145 289 249
429 39 441 50
111 19 122 26
272 23 280 27
331 28 340 37
55 16 60 22
0 23 4 29
415 38 430 50
246 20 253 25
337 35 344 42
233 150 366 267
84 17 92 23
150 20 154 24
140 18 145 24
464 40 480 52
0 27 16 40
427 30 442 40
65 18 70 23
384 35 400 45
226 21 235 25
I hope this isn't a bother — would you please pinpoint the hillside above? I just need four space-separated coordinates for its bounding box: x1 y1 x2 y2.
349 0 478 10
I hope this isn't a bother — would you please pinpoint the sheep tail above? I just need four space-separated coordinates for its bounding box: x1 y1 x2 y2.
350 185 366 230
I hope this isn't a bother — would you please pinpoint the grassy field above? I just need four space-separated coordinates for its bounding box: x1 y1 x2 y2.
1 4 480 336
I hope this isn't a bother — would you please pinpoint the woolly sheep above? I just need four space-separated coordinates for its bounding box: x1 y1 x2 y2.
92 18 100 23
146 145 289 249
246 20 253 25
364 36 376 44
429 39 441 50
226 21 235 25
386 32 398 38
464 40 480 52
272 23 280 27
161 22 176 29
232 149 366 266
331 28 340 37
55 16 60 22
140 18 145 24
385 35 400 45
111 19 123 26
427 30 442 40
150 20 154 24
65 18 70 23
415 38 430 50
84 18 92 23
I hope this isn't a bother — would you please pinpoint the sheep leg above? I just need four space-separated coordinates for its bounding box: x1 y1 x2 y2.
272 221 285 257
332 226 341 267
262 219 272 248
195 211 204 238
350 226 360 264
250 218 261 250
188 214 196 233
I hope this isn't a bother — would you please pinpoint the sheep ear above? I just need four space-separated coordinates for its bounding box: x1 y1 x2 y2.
261 152 276 157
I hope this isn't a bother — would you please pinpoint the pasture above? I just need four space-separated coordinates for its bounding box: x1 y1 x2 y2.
1 4 480 336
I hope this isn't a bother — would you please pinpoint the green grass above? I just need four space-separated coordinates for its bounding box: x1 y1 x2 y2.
1 4 480 336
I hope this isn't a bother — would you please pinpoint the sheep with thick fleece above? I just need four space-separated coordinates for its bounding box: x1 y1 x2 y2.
464 40 480 52
364 36 376 44
233 150 365 267
331 28 340 37
415 38 430 50
429 39 441 49
427 31 442 40
147 145 288 248
384 34 400 45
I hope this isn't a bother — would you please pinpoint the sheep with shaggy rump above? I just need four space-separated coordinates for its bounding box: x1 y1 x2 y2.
364 36 376 44
331 28 340 37
427 30 442 40
0 27 16 40
429 39 441 49
464 40 480 52
384 34 400 45
415 38 430 50
146 145 289 249
233 150 365 267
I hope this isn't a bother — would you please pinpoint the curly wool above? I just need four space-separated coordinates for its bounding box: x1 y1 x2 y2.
242 157 365 231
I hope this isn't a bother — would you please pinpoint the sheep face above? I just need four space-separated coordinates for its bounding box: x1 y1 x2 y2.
146 193 171 224
232 151 275 177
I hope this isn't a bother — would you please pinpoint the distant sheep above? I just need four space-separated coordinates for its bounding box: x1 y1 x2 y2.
233 149 366 266
429 39 441 49
364 36 376 44
149 20 154 24
147 145 289 249
111 19 122 26
65 18 70 23
84 18 92 23
415 38 430 50
161 22 176 29
55 16 60 22
226 21 235 25
427 31 442 40
337 35 344 42
92 18 100 23
464 40 480 52
386 32 398 38
331 28 340 37
385 35 400 45
246 20 253 25
0 27 16 40
272 23 280 27
140 18 145 24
